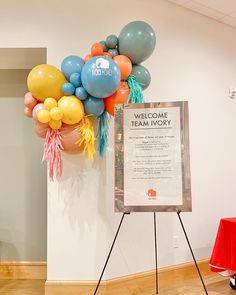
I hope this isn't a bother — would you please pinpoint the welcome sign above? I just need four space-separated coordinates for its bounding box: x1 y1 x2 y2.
114 101 192 213
130 111 171 127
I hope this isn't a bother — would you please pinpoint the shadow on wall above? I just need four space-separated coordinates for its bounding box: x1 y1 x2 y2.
0 229 19 261
0 70 29 97
57 150 107 236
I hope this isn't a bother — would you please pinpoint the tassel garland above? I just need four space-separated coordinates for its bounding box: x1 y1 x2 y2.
43 129 63 181
97 111 110 157
127 75 144 104
76 116 96 160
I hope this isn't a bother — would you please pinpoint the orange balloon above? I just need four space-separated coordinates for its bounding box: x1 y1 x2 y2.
113 55 132 80
103 52 113 59
104 82 130 116
91 43 103 56
84 54 92 63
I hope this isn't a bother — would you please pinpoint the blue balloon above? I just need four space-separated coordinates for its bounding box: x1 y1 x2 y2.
83 96 104 117
75 87 88 101
61 55 84 80
81 56 120 98
70 72 81 87
108 48 119 57
62 82 75 95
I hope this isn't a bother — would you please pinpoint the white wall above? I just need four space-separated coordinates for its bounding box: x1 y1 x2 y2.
2 0 236 280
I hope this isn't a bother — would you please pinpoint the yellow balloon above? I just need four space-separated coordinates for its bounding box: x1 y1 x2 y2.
37 109 51 124
44 97 57 111
50 107 63 121
58 95 84 125
49 119 62 130
27 64 67 102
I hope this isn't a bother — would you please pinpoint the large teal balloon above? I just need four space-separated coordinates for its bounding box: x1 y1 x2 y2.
131 65 151 90
81 56 120 98
119 21 156 64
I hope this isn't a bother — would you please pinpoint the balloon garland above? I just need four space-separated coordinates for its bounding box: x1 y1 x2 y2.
24 20 156 180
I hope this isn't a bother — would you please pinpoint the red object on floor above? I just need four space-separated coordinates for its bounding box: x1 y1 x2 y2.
210 218 236 274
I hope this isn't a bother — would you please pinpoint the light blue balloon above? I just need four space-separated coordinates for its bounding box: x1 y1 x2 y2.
75 87 88 101
81 56 120 98
62 82 75 95
70 72 81 87
83 96 104 117
106 35 118 49
61 55 84 80
108 48 119 57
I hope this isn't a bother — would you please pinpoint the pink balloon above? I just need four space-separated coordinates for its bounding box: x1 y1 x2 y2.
35 122 49 138
60 126 84 154
32 103 45 121
25 107 33 118
24 92 38 110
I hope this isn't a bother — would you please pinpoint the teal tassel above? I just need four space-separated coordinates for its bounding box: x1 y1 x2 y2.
127 75 144 104
98 111 110 157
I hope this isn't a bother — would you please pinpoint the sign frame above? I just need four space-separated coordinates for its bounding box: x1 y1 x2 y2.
114 101 192 213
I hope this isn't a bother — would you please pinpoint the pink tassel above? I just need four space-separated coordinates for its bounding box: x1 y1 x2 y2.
43 129 63 181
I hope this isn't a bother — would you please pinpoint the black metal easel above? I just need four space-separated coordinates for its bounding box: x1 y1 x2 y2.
177 210 208 295
154 212 158 294
93 212 130 295
93 210 208 295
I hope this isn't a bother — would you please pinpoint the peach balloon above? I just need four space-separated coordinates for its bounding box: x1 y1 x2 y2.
24 92 38 110
25 107 33 118
60 126 84 154
35 122 49 138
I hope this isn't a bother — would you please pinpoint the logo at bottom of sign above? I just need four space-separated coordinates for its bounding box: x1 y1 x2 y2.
147 189 157 199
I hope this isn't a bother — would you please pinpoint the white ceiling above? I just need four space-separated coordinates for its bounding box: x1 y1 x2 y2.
168 0 236 29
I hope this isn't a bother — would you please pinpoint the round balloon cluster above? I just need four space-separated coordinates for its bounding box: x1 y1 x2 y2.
24 20 156 180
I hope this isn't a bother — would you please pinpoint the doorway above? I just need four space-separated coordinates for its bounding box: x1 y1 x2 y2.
0 48 47 265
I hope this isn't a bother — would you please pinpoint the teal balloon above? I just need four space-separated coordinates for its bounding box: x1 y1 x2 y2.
81 56 120 98
62 82 75 95
100 41 108 52
83 96 104 117
119 21 156 64
131 65 151 90
61 55 84 79
106 35 118 49
70 72 81 87
108 48 119 57
75 87 88 101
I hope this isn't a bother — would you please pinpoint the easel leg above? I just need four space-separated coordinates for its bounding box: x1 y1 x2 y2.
154 212 158 294
93 212 129 295
177 210 208 295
